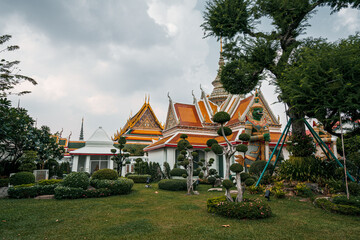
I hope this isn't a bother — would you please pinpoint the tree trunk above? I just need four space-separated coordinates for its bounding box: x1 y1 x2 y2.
187 160 194 195
225 154 231 180
235 172 243 202
288 108 306 136
225 188 233 202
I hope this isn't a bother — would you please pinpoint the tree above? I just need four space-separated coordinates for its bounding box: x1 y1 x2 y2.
279 35 360 137
230 163 244 202
176 134 198 195
202 0 360 136
0 35 37 97
18 150 37 172
110 137 130 177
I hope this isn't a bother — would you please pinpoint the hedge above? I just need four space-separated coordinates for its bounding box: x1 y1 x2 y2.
90 178 134 195
0 178 9 187
62 172 89 190
8 184 59 199
37 179 63 185
91 169 118 180
170 168 187 177
207 196 272 219
314 197 360 216
54 186 112 200
9 172 35 186
158 179 188 191
126 174 151 183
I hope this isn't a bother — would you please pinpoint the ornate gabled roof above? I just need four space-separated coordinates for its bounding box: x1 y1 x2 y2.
113 98 164 141
226 95 253 126
174 103 202 127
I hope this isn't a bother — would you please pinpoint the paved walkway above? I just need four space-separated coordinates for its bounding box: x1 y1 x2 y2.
0 187 9 198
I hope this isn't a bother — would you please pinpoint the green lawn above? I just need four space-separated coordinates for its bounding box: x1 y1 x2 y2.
0 184 359 240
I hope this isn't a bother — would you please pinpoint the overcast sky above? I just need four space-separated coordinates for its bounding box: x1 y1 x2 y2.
1 0 359 141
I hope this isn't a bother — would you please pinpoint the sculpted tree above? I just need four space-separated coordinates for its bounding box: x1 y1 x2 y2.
111 137 130 177
0 35 37 97
202 0 360 136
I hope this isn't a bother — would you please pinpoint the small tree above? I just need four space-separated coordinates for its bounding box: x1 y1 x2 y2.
230 163 244 202
163 162 171 179
176 134 198 195
18 150 37 172
110 137 130 177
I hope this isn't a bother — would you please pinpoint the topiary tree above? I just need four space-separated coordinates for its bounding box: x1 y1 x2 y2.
176 134 198 195
230 163 244 202
163 162 171 179
110 137 130 177
91 168 118 180
222 179 234 202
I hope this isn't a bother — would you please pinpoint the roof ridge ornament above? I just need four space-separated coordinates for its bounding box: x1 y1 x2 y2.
167 92 172 103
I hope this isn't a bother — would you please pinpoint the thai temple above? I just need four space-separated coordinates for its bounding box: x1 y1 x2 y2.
144 51 287 177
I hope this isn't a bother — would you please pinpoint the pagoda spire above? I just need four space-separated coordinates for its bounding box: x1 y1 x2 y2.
79 117 84 140
208 38 228 106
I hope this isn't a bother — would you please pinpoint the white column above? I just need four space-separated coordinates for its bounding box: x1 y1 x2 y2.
85 155 90 173
72 155 79 172
265 142 270 161
109 156 114 169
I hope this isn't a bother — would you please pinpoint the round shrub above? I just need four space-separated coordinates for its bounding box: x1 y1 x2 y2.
127 174 151 183
206 139 218 147
208 176 216 186
211 144 223 154
249 161 273 176
199 172 204 179
90 178 134 195
240 172 250 181
209 168 217 175
217 127 232 136
239 133 250 142
9 172 35 186
170 168 187 177
62 172 89 190
222 179 234 189
158 179 187 191
236 144 248 153
245 178 255 186
91 168 118 180
230 163 243 173
213 111 230 124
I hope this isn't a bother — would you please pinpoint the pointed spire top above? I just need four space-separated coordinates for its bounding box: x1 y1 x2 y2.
167 92 172 103
79 117 84 140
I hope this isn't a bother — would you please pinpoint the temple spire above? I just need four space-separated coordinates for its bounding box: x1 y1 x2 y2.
79 117 84 140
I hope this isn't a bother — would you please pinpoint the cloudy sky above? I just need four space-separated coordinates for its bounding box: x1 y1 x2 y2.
1 0 359 140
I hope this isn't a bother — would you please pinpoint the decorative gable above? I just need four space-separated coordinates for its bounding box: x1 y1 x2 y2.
165 102 178 130
133 108 162 130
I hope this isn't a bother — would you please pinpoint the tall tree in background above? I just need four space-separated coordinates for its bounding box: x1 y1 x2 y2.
0 35 37 97
111 137 130 177
202 0 360 136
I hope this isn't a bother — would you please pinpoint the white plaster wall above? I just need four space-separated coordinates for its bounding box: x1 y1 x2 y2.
71 155 79 172
148 149 166 166
166 148 176 167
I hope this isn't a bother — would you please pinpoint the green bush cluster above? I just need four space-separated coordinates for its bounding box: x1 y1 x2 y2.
91 169 118 180
207 196 272 219
37 179 63 185
0 178 9 187
247 185 265 194
314 197 360 216
333 196 360 208
90 178 134 195
240 172 250 181
249 161 273 176
126 174 151 183
170 168 187 177
348 182 360 196
9 172 35 186
54 186 112 200
8 184 59 199
62 172 89 190
287 133 316 157
158 179 195 191
294 183 314 198
244 178 255 186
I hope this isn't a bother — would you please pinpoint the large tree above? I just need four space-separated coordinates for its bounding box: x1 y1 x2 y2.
0 35 37 97
202 0 360 136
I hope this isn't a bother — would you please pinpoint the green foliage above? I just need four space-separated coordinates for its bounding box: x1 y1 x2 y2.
314 197 360 216
54 186 85 199
278 156 338 182
249 161 273 176
62 172 89 190
123 144 146 156
230 163 243 173
177 139 191 151
158 179 187 191
207 196 272 219
170 168 187 177
91 168 118 180
9 172 35 186
18 151 37 172
239 133 250 142
211 144 223 154
37 179 62 185
212 111 230 124
287 133 316 157
206 139 218 147
236 144 248 153
134 158 150 175
148 162 162 182
198 172 204 179
247 185 265 194
209 168 217 175
217 126 232 136
222 179 233 189
333 196 360 208
8 184 59 198
244 178 255 186
294 183 313 198
89 178 134 195
240 172 250 181
180 134 188 139
348 182 360 196
127 174 151 183
0 178 9 187
163 162 171 179
207 176 216 186
273 189 286 199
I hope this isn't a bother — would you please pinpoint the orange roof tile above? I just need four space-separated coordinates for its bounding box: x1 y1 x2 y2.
226 97 237 113
143 135 173 151
131 130 162 135
126 136 157 141
198 100 211 123
174 103 202 127
226 95 253 126
208 101 218 114
168 131 239 147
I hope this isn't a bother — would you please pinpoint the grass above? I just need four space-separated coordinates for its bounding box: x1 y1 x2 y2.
1 183 359 240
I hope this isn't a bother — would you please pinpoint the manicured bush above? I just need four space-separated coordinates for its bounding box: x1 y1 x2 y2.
54 186 85 199
207 176 216 186
206 139 218 147
240 172 250 181
62 172 89 190
236 144 248 153
230 163 243 173
158 179 188 191
90 178 134 195
170 168 187 177
127 174 151 183
8 186 38 198
9 172 35 186
222 179 233 189
245 178 255 186
37 184 59 195
207 196 272 219
249 161 273 176
211 144 223 154
37 179 63 185
238 133 250 142
314 197 360 216
348 182 360 196
212 111 230 124
91 168 118 180
217 126 232 136
333 196 360 208
0 178 9 187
